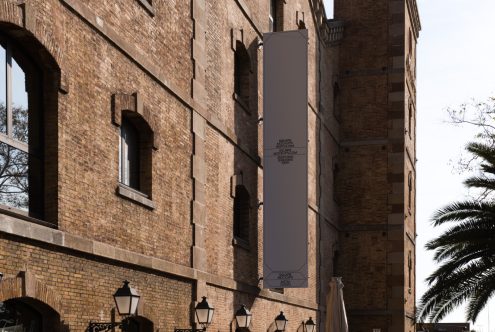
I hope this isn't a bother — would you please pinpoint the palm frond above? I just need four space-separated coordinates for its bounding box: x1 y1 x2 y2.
467 142 495 166
464 176 495 190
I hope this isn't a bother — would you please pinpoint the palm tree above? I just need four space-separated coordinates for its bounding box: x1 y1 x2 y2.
418 142 495 322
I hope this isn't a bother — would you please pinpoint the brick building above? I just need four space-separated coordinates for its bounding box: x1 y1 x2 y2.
0 0 419 332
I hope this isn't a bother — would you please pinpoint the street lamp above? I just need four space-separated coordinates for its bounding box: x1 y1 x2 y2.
87 280 140 332
275 312 288 331
175 296 215 332
304 317 316 332
114 280 140 316
235 304 252 329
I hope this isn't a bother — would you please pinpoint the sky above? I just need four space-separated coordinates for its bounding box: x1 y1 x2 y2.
322 0 495 330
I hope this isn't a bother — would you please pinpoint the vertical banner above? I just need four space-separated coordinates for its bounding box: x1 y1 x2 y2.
263 30 308 288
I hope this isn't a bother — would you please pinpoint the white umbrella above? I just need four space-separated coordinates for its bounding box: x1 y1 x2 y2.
325 277 349 332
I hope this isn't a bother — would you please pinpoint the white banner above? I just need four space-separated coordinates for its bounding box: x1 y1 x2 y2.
263 30 308 288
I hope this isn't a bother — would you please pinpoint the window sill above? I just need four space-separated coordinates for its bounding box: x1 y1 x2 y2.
117 183 155 210
0 204 56 229
270 288 284 294
233 93 251 115
136 0 155 17
232 236 250 251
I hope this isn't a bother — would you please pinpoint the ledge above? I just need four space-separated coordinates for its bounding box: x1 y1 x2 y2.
136 0 155 17
0 213 320 311
117 183 155 209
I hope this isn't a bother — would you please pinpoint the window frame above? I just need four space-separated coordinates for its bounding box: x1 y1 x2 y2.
233 184 250 244
119 117 141 190
0 38 44 219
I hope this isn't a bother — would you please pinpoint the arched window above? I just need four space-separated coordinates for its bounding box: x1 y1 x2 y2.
233 185 250 242
0 39 44 218
0 298 61 332
234 42 251 108
118 112 153 197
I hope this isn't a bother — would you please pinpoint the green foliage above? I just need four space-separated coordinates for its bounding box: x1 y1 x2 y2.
418 142 495 322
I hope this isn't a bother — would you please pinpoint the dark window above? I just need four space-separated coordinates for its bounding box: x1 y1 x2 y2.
234 42 251 107
233 185 250 241
119 113 153 196
408 172 413 211
0 300 42 332
408 250 412 291
408 102 413 139
127 316 154 332
0 40 43 218
269 0 284 32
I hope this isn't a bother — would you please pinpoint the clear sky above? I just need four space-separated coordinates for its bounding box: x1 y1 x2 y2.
322 0 495 330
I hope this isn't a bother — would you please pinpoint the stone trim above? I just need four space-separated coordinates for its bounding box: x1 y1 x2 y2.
117 183 155 210
191 111 207 272
406 0 421 38
192 0 207 106
0 214 319 311
234 0 262 38
136 0 155 17
0 270 63 315
0 2 64 90
231 28 244 51
0 2 23 27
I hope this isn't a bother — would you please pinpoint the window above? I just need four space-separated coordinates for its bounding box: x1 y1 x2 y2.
234 42 251 108
0 40 43 218
269 0 284 32
233 185 250 242
408 102 413 139
408 172 413 212
408 250 412 293
119 117 140 189
118 112 153 198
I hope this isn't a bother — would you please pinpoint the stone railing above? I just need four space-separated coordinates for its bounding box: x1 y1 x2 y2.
324 19 345 46
309 0 344 47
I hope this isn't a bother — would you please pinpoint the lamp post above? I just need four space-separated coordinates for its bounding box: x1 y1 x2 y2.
304 317 316 332
88 280 140 332
235 305 252 329
175 296 215 332
274 312 288 332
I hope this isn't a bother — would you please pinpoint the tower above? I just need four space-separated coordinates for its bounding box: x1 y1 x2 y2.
334 0 420 331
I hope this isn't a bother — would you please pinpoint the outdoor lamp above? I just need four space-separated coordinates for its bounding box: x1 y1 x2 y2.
88 280 140 332
195 296 215 328
235 304 252 328
304 317 316 332
113 280 140 316
275 311 288 331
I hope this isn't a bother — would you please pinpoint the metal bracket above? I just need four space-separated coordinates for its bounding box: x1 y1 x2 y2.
174 328 206 332
87 320 127 332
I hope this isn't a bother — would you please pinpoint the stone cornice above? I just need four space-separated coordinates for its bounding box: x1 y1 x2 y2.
407 0 421 38
0 213 320 311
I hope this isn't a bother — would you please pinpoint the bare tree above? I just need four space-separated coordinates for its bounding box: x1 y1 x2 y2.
0 102 29 210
